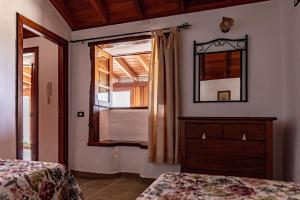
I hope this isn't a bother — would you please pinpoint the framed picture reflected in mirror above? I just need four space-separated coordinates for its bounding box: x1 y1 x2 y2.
218 91 231 101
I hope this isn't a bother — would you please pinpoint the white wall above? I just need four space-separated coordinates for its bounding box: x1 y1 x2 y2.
0 0 70 159
281 0 300 182
99 109 148 141
24 37 59 163
70 0 286 179
200 78 240 101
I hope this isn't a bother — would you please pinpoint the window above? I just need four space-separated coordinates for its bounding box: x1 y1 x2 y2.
91 41 150 109
112 91 131 107
88 36 151 147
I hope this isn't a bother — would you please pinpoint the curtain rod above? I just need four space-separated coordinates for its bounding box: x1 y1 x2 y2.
70 23 191 43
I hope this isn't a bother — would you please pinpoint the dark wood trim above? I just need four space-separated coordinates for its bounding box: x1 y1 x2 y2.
133 0 144 18
88 0 108 24
109 107 148 110
72 170 155 184
16 13 68 165
58 44 69 165
23 47 39 161
48 0 74 30
88 35 151 47
266 121 273 179
178 117 277 121
89 39 150 148
88 140 148 149
16 14 24 160
23 28 39 39
179 0 185 11
88 45 100 143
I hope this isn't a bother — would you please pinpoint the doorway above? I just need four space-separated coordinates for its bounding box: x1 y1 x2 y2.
22 47 39 161
16 14 68 165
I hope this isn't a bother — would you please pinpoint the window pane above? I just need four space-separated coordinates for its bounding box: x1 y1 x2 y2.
112 91 131 107
98 88 109 102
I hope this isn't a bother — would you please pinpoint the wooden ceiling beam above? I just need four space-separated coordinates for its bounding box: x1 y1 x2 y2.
133 0 144 18
49 0 74 29
136 55 149 73
115 58 137 82
179 0 185 11
23 72 32 78
112 73 119 81
88 0 108 24
23 82 31 87
23 79 32 86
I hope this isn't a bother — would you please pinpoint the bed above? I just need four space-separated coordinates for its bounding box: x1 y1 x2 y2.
0 159 83 200
137 172 300 200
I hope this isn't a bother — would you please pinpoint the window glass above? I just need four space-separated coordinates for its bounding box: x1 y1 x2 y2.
112 91 131 107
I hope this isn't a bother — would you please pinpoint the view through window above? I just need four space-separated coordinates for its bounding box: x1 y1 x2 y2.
94 38 151 108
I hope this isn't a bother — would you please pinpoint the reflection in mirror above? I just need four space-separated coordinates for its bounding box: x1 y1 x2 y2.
194 36 248 102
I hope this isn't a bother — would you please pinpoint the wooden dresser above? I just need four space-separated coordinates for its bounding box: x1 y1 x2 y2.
179 117 277 179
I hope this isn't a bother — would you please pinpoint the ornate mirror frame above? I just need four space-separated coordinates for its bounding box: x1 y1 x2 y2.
193 35 248 103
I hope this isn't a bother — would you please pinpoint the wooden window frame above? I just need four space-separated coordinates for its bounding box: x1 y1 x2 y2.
16 14 69 165
88 36 151 148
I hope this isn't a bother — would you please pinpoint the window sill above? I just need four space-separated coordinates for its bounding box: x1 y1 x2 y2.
88 140 148 149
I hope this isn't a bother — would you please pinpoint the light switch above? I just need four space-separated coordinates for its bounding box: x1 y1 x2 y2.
77 112 84 117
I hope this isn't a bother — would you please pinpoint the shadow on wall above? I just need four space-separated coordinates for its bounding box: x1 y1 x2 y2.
283 119 298 181
0 136 15 159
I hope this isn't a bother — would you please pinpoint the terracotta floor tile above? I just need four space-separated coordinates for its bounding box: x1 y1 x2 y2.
77 177 151 200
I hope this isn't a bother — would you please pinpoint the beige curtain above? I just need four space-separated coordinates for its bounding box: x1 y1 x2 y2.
148 28 180 164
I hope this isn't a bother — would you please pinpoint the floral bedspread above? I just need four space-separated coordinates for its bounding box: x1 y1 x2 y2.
137 172 300 200
0 159 84 200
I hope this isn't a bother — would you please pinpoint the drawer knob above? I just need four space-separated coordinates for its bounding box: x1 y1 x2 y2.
242 133 247 141
202 132 206 140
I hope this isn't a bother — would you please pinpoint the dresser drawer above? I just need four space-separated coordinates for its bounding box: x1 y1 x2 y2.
185 123 223 139
186 139 266 158
186 155 266 175
224 124 266 141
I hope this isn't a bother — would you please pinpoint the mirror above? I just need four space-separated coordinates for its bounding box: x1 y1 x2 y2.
193 36 248 102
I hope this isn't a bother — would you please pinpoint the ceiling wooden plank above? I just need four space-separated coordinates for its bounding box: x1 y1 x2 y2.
23 28 39 39
133 0 144 18
179 0 185 11
136 55 149 73
23 72 32 78
115 58 137 82
88 0 108 24
49 0 270 31
112 73 120 82
49 0 74 29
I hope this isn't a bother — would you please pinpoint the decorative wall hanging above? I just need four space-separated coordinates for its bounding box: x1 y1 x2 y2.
220 17 234 33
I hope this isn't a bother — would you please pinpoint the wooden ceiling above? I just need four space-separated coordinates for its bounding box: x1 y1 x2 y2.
113 53 150 82
23 66 32 96
49 0 269 31
23 28 39 39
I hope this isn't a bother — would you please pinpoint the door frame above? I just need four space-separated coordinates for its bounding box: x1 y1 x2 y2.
23 47 39 161
16 14 69 165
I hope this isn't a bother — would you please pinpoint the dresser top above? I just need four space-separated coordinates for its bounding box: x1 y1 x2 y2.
178 117 277 121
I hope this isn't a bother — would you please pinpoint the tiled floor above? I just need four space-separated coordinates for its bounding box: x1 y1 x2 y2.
76 177 153 200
